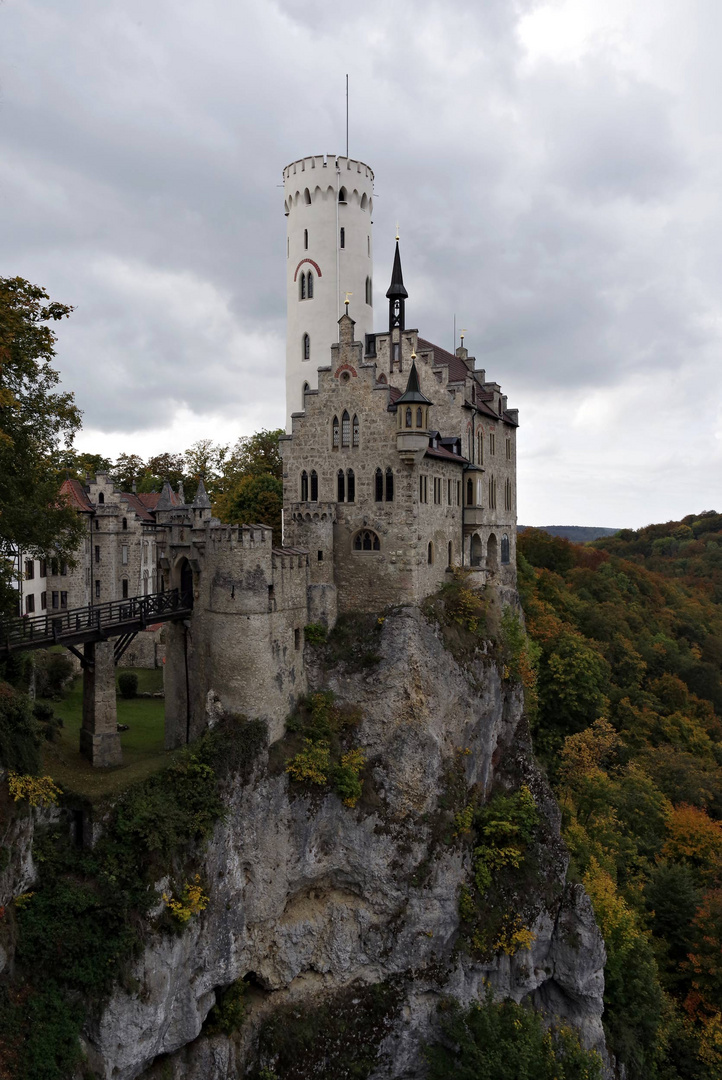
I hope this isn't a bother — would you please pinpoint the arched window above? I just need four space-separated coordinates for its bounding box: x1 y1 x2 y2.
466 478 473 506
300 272 306 300
332 415 340 448
303 381 309 396
353 529 380 551
341 410 350 447
122 517 127 530
365 276 372 305
307 271 313 299
339 186 347 202
340 227 345 248
448 540 453 567
375 468 383 502
310 470 318 501
98 492 104 504
301 471 308 500
416 407 423 428
385 467 394 502
478 431 484 464
303 333 310 360
501 534 510 564
352 414 359 446
304 228 308 249
337 469 345 502
346 469 355 503
304 188 311 204
361 193 368 210
405 407 412 428
427 541 434 565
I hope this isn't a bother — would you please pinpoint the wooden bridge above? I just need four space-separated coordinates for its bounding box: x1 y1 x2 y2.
0 589 193 769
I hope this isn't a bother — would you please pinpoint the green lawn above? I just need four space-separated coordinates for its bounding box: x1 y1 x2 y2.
40 667 177 801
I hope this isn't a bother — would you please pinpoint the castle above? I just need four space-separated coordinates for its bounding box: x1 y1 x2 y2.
52 153 519 764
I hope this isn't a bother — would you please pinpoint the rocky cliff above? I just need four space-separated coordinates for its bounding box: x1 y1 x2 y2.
78 600 607 1080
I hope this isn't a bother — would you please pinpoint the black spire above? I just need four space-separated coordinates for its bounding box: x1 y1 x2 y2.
386 239 408 332
395 360 431 405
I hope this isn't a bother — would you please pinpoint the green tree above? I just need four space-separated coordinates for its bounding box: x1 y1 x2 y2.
216 473 283 543
0 277 84 614
137 452 187 494
225 428 283 481
111 453 146 492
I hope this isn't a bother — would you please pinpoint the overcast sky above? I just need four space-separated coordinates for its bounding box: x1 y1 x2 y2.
2 0 721 528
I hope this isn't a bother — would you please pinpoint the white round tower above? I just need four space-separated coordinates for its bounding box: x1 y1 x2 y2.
283 154 374 426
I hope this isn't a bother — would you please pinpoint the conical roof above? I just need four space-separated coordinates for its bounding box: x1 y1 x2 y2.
395 360 431 405
386 240 408 299
155 480 175 511
192 477 212 509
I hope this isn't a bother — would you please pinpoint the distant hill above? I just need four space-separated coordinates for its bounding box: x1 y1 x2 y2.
518 525 620 543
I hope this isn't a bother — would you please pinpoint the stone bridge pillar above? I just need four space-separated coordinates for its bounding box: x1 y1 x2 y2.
80 640 122 767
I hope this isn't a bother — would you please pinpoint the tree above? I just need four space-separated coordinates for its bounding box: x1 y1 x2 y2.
0 277 84 614
216 473 283 544
137 452 187 494
225 428 283 481
111 453 146 492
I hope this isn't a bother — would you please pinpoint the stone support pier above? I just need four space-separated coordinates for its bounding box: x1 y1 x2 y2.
80 640 122 767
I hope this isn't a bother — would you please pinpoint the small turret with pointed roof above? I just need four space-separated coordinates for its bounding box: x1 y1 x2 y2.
156 480 175 511
192 477 211 509
395 359 431 405
386 239 408 332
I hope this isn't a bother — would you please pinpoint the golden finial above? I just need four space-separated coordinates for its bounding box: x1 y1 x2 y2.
411 348 417 360
460 328 467 343
344 291 353 307
395 222 400 241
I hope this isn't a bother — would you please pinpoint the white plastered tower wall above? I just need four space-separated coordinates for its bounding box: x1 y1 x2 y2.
284 155 374 427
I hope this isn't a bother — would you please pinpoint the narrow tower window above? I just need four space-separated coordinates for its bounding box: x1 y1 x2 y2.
302 333 310 360
416 407 423 428
337 469 345 502
301 471 308 500
427 542 434 565
352 414 359 446
385 467 394 502
375 468 383 502
332 416 340 448
300 273 306 300
304 228 308 250
405 407 412 428
307 271 313 299
346 469 355 503
339 187 347 202
304 188 311 204
310 470 318 501
341 410 350 447
448 541 453 567
340 227 345 248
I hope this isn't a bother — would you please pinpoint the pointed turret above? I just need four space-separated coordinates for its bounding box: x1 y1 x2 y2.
395 360 431 406
192 477 211 509
386 240 408 332
156 480 175 511
395 357 432 460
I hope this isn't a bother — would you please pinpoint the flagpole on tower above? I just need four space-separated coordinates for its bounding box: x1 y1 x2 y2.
346 74 349 158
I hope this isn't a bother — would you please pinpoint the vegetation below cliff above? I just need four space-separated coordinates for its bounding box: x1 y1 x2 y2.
519 515 722 1080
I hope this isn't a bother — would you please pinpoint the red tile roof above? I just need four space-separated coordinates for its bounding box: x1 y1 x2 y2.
60 477 93 512
120 492 156 523
417 338 469 384
425 445 468 464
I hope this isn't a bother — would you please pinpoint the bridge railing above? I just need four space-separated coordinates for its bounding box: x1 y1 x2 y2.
0 588 192 652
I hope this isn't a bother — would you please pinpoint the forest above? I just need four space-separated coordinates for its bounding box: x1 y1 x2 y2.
519 512 722 1078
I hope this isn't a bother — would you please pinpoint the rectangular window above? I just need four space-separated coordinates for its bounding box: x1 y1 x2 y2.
122 579 129 599
424 476 428 503
60 562 67 575
489 477 497 509
95 546 100 563
477 478 483 506
457 480 461 506
52 591 59 610
60 591 68 609
294 628 301 650
95 580 100 599
340 227 345 248
122 545 128 565
24 560 34 580
447 479 452 504
489 432 496 456
41 591 47 610
506 438 512 460
39 559 47 577
25 594 35 614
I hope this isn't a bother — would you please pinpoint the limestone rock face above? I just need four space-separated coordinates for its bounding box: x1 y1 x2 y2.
86 606 608 1080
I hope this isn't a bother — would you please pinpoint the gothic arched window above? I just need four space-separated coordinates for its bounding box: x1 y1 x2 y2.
341 410 350 447
478 430 484 464
300 273 306 300
501 534 510 564
332 415 340 448
353 529 380 551
98 492 104 504
307 271 313 299
337 469 345 502
301 471 309 501
346 469 355 503
310 470 318 501
304 188 311 204
302 333 310 360
416 407 423 428
405 407 412 428
385 467 394 502
352 415 359 446
339 187 347 203
375 468 383 502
